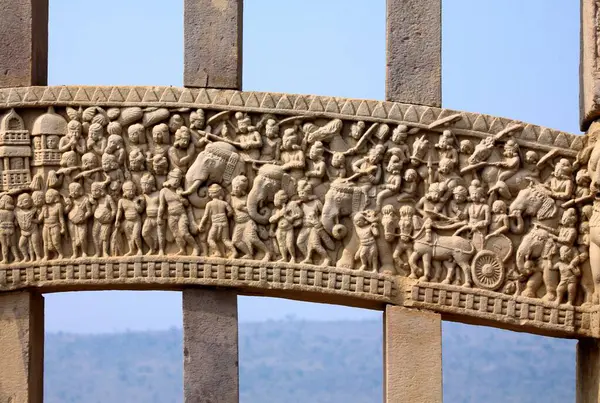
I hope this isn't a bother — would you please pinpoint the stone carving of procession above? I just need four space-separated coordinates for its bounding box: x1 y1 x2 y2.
0 103 595 308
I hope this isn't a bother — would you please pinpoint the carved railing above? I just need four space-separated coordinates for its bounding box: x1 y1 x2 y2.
0 86 596 338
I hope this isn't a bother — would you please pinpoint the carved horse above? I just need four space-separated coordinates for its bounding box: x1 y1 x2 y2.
409 226 475 287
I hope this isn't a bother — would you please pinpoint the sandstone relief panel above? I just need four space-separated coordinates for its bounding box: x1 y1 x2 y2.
0 86 595 337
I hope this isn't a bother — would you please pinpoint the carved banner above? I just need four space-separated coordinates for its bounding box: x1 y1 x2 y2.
0 85 596 338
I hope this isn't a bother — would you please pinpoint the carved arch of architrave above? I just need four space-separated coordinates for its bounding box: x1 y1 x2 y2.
0 86 596 340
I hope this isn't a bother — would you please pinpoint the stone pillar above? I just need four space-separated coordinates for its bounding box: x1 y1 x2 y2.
384 306 442 403
0 0 48 87
0 292 44 403
577 338 600 403
386 0 441 106
184 0 243 89
183 289 239 403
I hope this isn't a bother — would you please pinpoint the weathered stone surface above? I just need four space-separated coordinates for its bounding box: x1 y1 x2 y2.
0 0 48 88
183 289 238 403
384 306 442 403
0 88 591 340
577 338 600 402
386 0 441 107
0 291 44 403
184 0 243 89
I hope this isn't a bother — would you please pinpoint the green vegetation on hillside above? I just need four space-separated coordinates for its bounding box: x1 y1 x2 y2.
44 320 576 402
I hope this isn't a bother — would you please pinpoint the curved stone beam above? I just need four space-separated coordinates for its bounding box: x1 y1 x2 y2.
0 86 594 340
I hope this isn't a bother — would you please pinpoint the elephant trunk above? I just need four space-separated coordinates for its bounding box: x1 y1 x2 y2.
247 185 271 225
321 199 347 240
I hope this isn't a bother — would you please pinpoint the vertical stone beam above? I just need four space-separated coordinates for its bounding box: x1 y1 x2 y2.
183 289 239 403
0 0 48 87
384 306 442 403
582 0 600 130
0 292 44 403
184 0 243 89
386 0 441 106
577 338 600 403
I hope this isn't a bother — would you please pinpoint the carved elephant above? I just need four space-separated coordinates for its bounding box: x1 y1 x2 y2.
184 141 246 208
247 164 296 225
321 180 395 273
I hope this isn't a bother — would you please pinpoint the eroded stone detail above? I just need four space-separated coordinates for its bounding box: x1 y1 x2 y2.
0 86 595 337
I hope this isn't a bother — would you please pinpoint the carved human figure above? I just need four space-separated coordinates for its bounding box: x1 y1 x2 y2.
235 112 262 160
90 181 116 258
397 168 419 202
563 169 593 208
77 152 102 194
169 126 195 172
189 109 211 152
487 140 521 200
159 169 200 256
59 120 86 156
0 195 19 263
448 185 468 222
40 189 66 260
301 210 334 266
128 148 146 191
376 155 403 211
306 141 327 189
230 175 271 261
457 180 490 245
46 135 59 151
351 144 385 190
330 152 347 180
294 180 323 259
269 189 301 263
547 158 574 202
394 205 422 277
127 123 149 161
54 150 80 195
416 183 448 241
87 122 106 157
387 125 411 165
353 210 379 272
280 128 306 180
537 208 579 301
554 245 581 306
168 114 185 135
199 183 235 258
140 173 163 255
260 118 281 161
115 181 144 256
105 133 127 169
486 200 510 240
151 154 169 189
102 153 125 199
65 182 92 258
15 193 42 262
578 205 593 305
435 130 458 167
151 123 170 162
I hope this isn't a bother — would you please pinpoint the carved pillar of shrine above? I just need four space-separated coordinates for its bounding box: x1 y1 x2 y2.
384 306 442 403
580 2 600 402
0 1 47 402
384 1 443 401
0 292 45 403
0 0 48 88
182 1 242 402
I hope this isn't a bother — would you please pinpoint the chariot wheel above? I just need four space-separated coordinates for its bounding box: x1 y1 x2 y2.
471 250 505 291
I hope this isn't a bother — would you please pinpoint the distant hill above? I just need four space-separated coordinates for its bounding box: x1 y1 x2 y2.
44 320 576 403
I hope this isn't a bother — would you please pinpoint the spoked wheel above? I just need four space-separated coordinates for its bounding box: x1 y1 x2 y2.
471 250 505 291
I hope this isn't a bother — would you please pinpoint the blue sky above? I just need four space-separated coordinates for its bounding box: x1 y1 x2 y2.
45 0 580 333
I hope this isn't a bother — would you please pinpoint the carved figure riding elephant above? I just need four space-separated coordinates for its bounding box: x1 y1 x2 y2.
321 180 395 273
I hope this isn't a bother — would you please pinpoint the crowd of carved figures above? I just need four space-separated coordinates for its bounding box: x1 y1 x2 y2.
0 104 598 307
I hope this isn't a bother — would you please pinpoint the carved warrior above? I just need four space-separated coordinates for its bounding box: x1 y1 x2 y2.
0 105 592 308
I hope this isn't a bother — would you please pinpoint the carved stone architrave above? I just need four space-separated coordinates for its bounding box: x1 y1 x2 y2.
0 85 596 339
